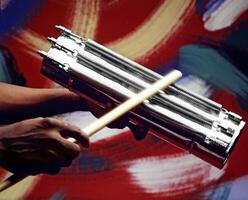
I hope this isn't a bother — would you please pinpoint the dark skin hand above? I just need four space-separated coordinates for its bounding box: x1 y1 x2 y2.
0 83 148 175
0 83 88 124
0 117 89 175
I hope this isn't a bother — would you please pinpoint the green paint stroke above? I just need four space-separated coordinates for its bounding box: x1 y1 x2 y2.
179 45 248 100
0 51 13 83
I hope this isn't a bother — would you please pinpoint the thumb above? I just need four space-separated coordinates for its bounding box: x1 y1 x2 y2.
43 117 90 147
60 129 90 148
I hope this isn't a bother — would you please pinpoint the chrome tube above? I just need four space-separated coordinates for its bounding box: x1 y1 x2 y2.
39 26 246 168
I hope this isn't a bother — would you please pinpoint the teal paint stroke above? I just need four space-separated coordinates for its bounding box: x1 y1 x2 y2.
0 51 13 83
179 45 248 100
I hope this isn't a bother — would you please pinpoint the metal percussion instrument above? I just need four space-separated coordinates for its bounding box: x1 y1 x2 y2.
39 25 246 168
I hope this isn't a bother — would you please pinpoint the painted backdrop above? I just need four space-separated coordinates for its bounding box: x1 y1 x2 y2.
0 0 248 199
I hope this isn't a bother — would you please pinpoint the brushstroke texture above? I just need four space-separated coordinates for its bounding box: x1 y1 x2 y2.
1 0 248 199
179 45 248 100
70 0 99 39
202 0 248 31
127 154 224 195
106 0 194 60
194 175 248 200
0 0 43 40
0 51 12 83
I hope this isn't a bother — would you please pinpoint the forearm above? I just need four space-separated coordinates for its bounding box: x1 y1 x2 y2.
0 83 88 123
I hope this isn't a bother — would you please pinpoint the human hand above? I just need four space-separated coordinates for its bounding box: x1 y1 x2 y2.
0 117 89 175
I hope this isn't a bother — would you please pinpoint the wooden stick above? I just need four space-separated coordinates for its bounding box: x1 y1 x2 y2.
0 70 182 192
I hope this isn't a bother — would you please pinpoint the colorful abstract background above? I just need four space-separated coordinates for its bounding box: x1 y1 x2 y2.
0 0 248 199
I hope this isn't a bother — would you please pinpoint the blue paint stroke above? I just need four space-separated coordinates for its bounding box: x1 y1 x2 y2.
204 0 226 20
178 44 248 101
61 151 111 175
195 182 232 200
76 153 111 174
48 189 66 200
0 0 43 40
193 175 248 200
195 0 226 17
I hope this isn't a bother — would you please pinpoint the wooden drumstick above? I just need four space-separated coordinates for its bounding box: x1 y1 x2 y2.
0 70 182 192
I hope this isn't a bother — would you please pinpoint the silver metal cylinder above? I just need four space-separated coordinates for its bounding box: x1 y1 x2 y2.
39 26 246 168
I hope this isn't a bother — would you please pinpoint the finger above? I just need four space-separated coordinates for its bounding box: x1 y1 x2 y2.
128 121 149 140
53 133 81 158
46 148 73 167
17 132 80 165
60 129 89 148
43 117 90 147
42 131 81 161
42 117 79 131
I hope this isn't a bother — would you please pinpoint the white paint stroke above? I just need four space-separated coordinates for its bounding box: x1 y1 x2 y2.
127 154 225 195
177 75 213 97
203 0 248 31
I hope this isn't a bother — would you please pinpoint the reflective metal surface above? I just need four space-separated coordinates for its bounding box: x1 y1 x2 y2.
39 26 246 168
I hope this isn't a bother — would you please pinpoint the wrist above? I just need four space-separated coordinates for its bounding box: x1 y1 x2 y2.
43 88 89 112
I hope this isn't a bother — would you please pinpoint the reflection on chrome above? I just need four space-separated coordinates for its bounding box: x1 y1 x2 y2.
39 25 246 168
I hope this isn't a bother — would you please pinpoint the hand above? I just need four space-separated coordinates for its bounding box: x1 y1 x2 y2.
86 101 149 140
0 117 89 175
